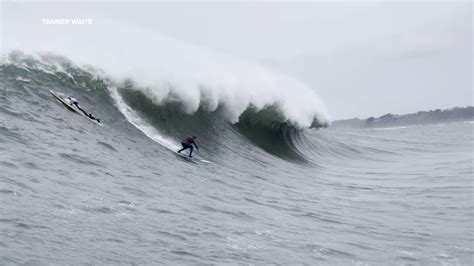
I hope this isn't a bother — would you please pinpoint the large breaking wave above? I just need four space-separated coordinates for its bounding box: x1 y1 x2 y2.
3 19 329 128
2 18 330 160
1 51 327 161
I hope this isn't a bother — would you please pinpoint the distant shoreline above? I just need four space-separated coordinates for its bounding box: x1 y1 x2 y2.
330 106 474 129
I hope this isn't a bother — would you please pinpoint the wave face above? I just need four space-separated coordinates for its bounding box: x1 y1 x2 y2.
1 51 327 160
118 87 313 161
1 51 473 265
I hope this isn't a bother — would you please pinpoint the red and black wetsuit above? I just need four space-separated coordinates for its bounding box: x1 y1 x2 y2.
184 136 196 145
178 136 198 156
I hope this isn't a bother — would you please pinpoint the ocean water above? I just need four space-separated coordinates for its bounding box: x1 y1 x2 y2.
0 53 473 265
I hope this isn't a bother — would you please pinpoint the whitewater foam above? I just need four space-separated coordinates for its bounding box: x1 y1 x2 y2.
109 86 180 151
3 18 330 128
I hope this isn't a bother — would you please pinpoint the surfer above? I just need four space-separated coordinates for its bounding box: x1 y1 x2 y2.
67 96 100 123
177 135 199 157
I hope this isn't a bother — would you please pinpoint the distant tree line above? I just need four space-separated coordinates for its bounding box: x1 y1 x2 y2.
331 106 474 129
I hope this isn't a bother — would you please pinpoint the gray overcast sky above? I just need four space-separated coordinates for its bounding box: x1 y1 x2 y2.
2 1 472 119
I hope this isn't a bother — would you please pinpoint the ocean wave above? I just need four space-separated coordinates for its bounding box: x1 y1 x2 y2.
1 52 322 160
118 88 311 161
3 18 330 128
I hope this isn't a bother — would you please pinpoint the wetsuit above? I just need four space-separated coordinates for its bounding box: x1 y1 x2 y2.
178 136 198 157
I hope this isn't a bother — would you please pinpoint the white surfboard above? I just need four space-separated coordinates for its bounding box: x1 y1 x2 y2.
174 151 212 164
50 90 101 125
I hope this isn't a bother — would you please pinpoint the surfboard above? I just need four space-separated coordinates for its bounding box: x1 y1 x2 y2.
50 90 101 125
174 151 211 164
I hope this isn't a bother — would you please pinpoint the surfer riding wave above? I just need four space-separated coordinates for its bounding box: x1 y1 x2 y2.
177 135 199 157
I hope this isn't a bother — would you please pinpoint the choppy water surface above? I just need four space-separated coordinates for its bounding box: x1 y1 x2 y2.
0 55 473 265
